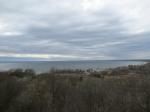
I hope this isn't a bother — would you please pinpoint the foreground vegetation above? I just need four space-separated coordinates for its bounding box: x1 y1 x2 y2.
0 63 150 112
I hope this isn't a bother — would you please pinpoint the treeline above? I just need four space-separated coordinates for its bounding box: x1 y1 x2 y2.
0 63 150 112
89 62 150 78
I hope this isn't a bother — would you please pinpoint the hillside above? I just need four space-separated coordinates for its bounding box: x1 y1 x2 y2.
0 63 150 112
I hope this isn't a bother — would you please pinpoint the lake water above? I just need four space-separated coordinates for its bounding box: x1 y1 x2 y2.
0 60 147 73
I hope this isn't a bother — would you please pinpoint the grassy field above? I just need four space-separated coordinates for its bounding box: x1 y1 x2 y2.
0 63 150 112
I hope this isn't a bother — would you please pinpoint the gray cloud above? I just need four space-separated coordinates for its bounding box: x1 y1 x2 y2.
0 0 150 60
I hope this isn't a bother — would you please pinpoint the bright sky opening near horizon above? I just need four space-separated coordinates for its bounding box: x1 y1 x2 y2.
0 0 150 61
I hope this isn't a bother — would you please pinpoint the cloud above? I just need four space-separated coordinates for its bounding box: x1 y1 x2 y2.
0 52 81 60
0 0 149 60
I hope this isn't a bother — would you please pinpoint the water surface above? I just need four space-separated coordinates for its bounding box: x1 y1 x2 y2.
0 60 147 73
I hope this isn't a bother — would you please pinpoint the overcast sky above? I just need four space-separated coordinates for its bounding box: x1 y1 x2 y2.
0 0 150 61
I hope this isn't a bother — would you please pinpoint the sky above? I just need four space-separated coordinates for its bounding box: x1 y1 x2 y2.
0 0 150 61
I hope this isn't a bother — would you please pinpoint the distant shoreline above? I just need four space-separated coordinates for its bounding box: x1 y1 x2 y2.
0 61 149 75
0 59 149 63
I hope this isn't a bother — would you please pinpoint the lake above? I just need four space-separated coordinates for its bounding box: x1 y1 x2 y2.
0 60 147 73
